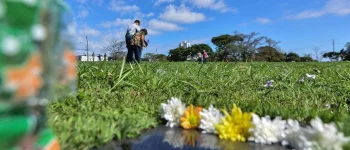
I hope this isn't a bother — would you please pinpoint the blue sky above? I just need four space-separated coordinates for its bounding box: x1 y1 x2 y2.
67 0 350 59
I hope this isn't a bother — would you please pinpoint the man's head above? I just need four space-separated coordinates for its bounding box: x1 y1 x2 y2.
141 28 148 35
134 20 140 26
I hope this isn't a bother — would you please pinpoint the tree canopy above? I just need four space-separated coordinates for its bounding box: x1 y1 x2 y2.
167 44 213 61
286 52 301 62
255 46 285 62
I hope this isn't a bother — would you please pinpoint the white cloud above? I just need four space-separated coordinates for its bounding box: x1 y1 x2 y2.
254 18 271 24
134 12 155 19
108 0 139 13
146 12 155 17
159 4 206 24
187 0 237 13
76 0 103 5
147 28 161 35
93 0 104 5
99 18 133 28
289 0 350 19
77 6 89 19
155 0 174 6
78 25 101 36
148 19 183 31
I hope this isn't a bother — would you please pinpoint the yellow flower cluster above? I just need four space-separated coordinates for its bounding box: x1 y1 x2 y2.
181 104 202 129
215 104 252 142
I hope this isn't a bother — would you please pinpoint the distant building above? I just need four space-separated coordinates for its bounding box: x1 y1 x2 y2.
179 41 191 49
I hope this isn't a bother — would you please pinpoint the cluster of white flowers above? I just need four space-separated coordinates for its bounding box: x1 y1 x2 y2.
249 115 349 149
249 114 286 144
299 73 317 83
160 97 186 128
306 73 316 79
160 98 349 149
199 105 223 134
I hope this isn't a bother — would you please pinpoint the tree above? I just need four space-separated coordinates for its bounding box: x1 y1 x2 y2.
286 52 301 62
211 34 243 61
144 53 168 62
323 52 341 61
255 46 285 62
211 34 243 49
144 53 155 61
211 32 266 62
168 47 191 61
154 54 168 61
104 38 126 60
340 42 350 61
264 37 281 48
190 44 213 54
238 32 265 62
300 54 314 62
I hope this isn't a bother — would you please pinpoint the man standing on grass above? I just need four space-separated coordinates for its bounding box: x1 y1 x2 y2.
125 20 141 63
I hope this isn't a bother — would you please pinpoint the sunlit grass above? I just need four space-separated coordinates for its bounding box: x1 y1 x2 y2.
48 61 350 149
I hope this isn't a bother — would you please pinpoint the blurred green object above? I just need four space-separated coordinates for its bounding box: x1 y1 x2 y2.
0 0 76 149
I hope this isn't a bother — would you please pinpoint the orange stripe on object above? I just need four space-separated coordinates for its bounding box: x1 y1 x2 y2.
44 139 60 150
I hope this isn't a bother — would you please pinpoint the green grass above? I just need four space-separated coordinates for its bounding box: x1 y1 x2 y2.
48 61 350 149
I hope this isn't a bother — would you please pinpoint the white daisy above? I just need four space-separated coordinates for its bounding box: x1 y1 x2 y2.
282 119 315 150
306 117 349 150
305 73 316 79
160 97 186 128
248 114 286 145
199 105 223 134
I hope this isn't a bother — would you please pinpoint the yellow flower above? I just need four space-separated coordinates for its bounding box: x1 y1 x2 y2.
180 104 202 129
215 104 252 142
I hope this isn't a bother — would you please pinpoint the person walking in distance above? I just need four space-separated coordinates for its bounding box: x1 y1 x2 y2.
125 20 141 63
98 54 101 61
197 51 202 64
203 50 208 64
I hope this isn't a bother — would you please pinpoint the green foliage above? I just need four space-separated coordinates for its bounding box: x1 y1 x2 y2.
168 47 191 61
286 52 301 62
190 44 214 55
211 34 239 48
144 53 168 61
323 52 341 61
300 56 314 62
256 46 285 62
49 61 350 149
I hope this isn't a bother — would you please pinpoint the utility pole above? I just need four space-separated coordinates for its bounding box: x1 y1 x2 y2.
86 36 89 61
332 39 335 52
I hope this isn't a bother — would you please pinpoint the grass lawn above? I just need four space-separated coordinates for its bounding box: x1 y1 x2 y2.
48 61 350 149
